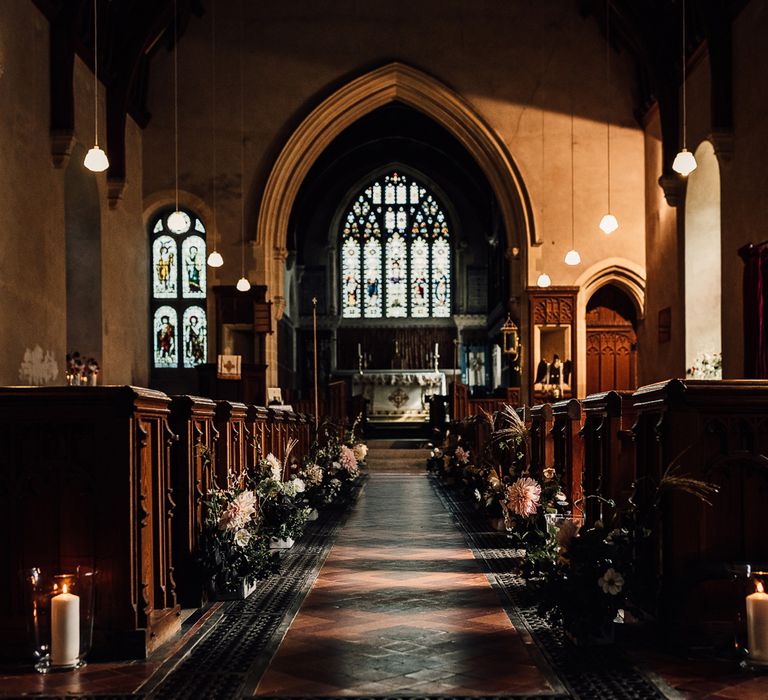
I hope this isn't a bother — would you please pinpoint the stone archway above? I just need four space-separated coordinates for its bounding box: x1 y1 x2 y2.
254 62 536 385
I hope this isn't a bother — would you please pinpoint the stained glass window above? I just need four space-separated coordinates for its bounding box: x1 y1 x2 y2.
153 236 178 298
339 171 451 318
182 236 206 297
154 306 178 368
182 306 207 368
150 209 207 369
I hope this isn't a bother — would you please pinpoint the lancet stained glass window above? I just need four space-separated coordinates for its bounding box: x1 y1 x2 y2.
150 209 208 369
340 172 451 319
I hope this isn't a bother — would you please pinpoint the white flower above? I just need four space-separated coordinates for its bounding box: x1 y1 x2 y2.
352 443 368 462
432 448 443 458
330 478 341 488
474 488 482 502
233 528 251 548
266 453 282 482
598 568 625 595
330 461 341 474
292 477 306 493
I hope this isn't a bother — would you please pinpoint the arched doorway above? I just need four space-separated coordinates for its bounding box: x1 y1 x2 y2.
585 284 638 395
684 140 722 377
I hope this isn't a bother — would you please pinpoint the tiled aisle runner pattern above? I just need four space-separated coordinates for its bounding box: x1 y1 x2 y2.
255 473 563 698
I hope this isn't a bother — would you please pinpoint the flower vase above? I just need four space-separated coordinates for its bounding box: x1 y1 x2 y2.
270 536 295 550
208 577 259 601
87 374 97 386
306 508 319 522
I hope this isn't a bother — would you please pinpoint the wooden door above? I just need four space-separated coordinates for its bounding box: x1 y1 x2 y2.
586 287 638 395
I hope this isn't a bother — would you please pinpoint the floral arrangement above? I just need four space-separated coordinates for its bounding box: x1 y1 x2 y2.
686 351 722 380
65 351 100 385
256 445 311 542
196 452 279 593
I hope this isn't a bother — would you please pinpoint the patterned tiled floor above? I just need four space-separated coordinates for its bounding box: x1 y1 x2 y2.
255 473 561 697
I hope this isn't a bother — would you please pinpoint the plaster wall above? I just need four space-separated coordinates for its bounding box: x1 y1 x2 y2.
142 0 647 375
0 1 148 387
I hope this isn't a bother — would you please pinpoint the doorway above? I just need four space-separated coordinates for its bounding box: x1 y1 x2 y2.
585 284 638 395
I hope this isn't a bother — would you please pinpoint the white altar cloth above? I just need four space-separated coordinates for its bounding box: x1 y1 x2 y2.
351 370 447 423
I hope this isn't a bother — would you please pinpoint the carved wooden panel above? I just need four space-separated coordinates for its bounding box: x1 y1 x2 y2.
0 386 180 660
214 401 249 488
531 296 574 325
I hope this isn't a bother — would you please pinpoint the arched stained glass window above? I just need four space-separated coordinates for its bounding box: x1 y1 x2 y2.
340 172 451 319
150 209 208 369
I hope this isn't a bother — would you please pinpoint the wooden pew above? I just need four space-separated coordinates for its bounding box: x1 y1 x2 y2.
246 405 269 473
214 401 248 487
0 386 180 660
631 379 768 627
552 398 584 519
169 395 217 608
268 407 286 464
529 403 553 482
580 391 635 525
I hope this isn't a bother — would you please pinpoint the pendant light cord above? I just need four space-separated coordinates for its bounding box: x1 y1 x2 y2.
240 0 245 279
211 0 217 250
605 0 611 212
571 106 575 249
681 0 687 150
173 0 179 213
93 0 99 146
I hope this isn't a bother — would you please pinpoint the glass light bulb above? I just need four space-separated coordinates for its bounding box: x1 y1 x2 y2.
564 249 581 266
236 276 251 292
83 145 109 172
672 148 698 176
207 250 224 268
167 210 189 233
536 272 552 288
599 213 619 234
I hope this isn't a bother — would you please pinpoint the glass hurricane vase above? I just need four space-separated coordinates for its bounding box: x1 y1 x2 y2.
24 567 97 673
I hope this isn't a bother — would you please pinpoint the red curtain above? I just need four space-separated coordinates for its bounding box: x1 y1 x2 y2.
739 242 768 378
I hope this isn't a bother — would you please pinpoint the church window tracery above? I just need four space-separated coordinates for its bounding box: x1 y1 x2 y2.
340 172 451 319
151 209 208 369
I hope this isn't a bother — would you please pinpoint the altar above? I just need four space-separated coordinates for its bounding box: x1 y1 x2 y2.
351 370 447 423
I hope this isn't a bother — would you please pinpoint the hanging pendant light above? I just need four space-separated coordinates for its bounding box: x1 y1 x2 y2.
167 0 186 230
564 103 581 266
672 0 697 176
236 0 250 293
207 0 224 269
599 1 618 234
84 0 109 172
537 272 552 288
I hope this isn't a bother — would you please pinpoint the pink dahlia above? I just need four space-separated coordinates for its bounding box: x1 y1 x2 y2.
505 477 541 517
455 446 470 464
219 490 257 531
339 445 359 475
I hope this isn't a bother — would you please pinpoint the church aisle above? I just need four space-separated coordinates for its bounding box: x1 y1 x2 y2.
254 471 561 697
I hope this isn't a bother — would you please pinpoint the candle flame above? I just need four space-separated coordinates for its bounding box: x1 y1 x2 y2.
62 583 68 594
758 581 765 594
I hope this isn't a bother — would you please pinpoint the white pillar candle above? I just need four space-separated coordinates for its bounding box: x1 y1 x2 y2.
51 584 80 666
434 342 439 355
747 581 768 664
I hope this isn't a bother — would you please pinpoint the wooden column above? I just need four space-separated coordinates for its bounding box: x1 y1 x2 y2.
214 401 249 488
0 386 180 660
552 398 584 519
169 395 217 608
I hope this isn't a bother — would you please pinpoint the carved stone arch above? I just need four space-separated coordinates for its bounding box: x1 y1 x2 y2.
254 62 536 385
577 260 647 322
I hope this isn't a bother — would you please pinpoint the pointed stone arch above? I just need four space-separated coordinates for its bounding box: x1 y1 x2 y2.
254 62 536 384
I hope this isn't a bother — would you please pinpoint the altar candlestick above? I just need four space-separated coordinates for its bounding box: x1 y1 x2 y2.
748 580 768 664
51 583 79 666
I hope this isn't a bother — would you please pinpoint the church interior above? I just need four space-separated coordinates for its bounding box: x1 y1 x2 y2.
3 0 768 697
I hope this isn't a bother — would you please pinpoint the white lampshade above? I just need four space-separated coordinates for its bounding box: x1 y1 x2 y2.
236 276 251 292
207 250 224 268
536 272 552 288
672 148 697 176
83 145 109 172
167 210 188 233
599 213 619 234
564 249 581 266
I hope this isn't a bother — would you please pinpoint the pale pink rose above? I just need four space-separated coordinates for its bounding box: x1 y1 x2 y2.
505 477 541 517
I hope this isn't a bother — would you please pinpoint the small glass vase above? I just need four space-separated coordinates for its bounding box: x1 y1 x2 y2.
23 567 97 673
